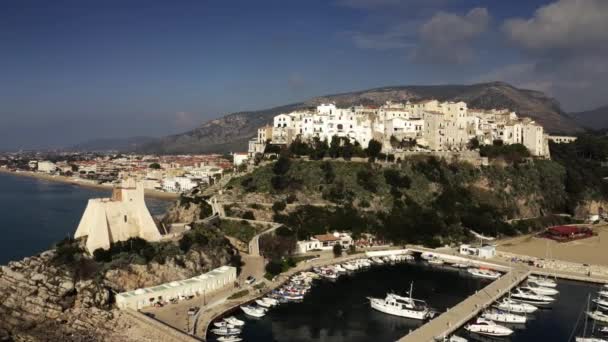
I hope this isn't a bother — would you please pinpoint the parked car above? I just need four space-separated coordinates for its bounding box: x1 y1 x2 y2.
245 276 256 285
187 307 199 315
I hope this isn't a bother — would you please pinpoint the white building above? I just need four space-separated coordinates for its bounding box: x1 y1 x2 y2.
296 232 353 254
74 179 162 254
115 266 237 310
162 176 199 193
233 152 249 167
37 161 57 173
548 135 577 144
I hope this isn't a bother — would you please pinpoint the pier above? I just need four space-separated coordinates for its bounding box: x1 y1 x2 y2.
398 267 531 342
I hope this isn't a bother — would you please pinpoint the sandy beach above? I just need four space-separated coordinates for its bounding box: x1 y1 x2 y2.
0 168 179 201
497 224 608 266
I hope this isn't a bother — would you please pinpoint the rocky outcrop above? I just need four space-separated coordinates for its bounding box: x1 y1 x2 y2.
0 251 114 342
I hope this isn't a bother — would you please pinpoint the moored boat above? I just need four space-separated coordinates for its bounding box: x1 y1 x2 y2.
493 298 538 314
481 309 527 324
520 282 559 296
217 337 243 342
211 327 242 336
510 288 554 305
528 275 557 288
464 318 513 337
368 282 432 320
223 316 245 326
241 305 266 318
588 310 608 324
467 268 501 280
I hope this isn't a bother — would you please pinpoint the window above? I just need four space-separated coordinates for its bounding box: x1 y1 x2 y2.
124 215 127 223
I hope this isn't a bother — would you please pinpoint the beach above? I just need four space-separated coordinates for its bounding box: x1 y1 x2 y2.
0 168 178 201
497 224 608 266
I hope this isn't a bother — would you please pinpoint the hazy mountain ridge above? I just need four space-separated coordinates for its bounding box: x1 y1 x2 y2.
138 82 582 154
570 106 608 130
69 136 157 152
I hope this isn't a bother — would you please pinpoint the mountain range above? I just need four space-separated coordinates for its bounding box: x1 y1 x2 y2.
76 82 587 154
570 106 608 131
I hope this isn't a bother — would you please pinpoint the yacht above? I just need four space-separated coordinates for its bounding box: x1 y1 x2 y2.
464 318 514 337
593 297 608 310
481 309 527 324
467 268 501 280
255 299 273 308
217 337 243 342
520 283 559 296
494 298 538 314
241 305 267 318
223 316 245 326
588 310 608 324
528 275 557 288
211 327 242 336
510 288 554 305
368 283 432 320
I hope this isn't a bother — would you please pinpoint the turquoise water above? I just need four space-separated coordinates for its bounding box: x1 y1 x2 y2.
0 172 170 264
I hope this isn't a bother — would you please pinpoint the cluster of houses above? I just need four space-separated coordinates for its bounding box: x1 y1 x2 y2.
248 100 577 159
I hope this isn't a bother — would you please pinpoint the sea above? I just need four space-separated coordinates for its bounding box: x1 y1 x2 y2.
210 262 603 342
0 172 170 265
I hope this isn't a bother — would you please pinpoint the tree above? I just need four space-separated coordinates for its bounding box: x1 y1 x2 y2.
333 244 343 257
272 201 286 212
149 163 161 169
329 136 341 158
273 155 291 175
357 169 377 192
467 137 480 150
366 139 382 161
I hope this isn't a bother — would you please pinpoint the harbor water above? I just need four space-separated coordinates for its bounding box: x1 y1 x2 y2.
0 172 170 264
215 262 603 342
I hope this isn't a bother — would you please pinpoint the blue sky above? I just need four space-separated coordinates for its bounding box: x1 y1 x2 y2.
1 0 607 149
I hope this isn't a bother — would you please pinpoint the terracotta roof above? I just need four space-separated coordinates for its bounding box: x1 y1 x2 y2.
314 234 340 242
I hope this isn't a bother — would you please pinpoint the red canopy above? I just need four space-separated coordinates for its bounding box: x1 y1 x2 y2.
548 226 583 235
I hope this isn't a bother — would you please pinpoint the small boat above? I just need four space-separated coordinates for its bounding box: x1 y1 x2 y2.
593 297 608 310
599 291 608 298
467 268 501 280
223 316 245 326
451 263 470 269
368 282 433 320
262 297 278 306
213 321 236 328
464 318 513 337
241 305 266 318
255 299 273 308
371 257 384 264
511 288 554 305
428 258 445 265
211 327 242 336
481 309 527 324
588 310 608 323
494 298 538 314
447 336 468 342
343 263 358 271
217 337 243 342
528 275 557 288
520 283 559 296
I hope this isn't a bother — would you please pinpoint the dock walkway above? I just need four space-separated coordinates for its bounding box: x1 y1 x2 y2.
398 267 530 342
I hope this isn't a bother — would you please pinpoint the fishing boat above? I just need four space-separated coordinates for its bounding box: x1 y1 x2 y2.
467 268 501 280
481 309 527 324
510 288 554 305
223 316 245 326
217 337 243 342
493 298 538 314
464 318 513 337
520 282 559 296
368 282 432 320
240 305 266 318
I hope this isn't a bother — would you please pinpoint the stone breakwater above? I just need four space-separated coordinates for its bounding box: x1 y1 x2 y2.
0 250 119 342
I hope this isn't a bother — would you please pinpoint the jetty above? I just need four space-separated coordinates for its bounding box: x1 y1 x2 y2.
399 266 531 342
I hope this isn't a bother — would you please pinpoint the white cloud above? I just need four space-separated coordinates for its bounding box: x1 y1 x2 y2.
343 22 416 50
503 0 608 52
410 7 490 64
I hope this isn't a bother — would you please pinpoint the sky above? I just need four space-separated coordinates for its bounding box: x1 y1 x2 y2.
1 0 607 150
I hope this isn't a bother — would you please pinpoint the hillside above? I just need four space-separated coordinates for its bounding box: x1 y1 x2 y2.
137 82 582 154
571 105 608 130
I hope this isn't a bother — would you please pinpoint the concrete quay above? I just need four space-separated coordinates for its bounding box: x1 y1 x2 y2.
398 267 530 342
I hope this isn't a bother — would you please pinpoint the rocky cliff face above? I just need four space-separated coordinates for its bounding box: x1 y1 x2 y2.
138 82 582 154
0 251 114 342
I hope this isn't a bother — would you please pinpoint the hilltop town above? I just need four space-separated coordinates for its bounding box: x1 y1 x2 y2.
248 100 577 160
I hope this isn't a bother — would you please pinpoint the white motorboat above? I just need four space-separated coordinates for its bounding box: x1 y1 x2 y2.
211 327 242 336
428 258 445 265
520 283 559 296
494 298 538 314
576 339 608 342
342 263 358 271
447 336 468 342
599 290 608 298
482 309 527 324
262 297 278 306
451 263 470 269
588 310 608 323
241 305 266 318
528 275 557 288
601 327 608 334
217 337 243 342
368 283 432 320
214 321 236 328
371 257 384 264
223 316 245 326
593 297 608 310
511 288 554 305
255 299 273 308
467 268 501 280
464 318 513 337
